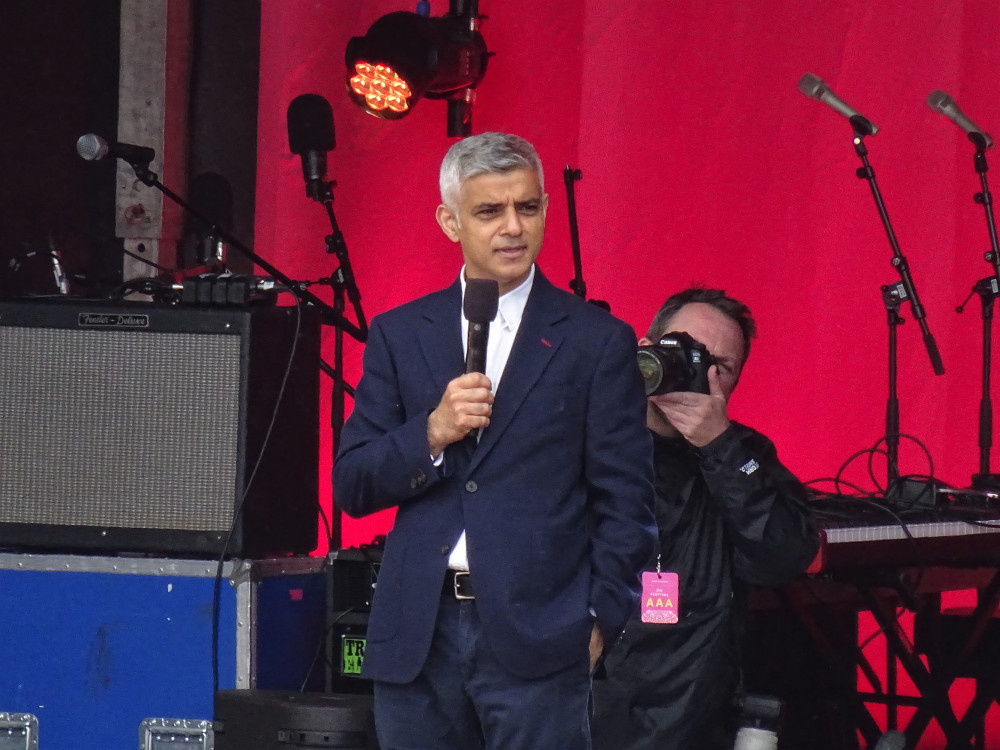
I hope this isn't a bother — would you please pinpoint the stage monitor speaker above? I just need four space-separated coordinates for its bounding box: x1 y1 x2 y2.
213 690 377 750
0 299 321 557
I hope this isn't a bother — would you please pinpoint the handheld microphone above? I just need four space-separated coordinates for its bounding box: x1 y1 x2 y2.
927 90 994 150
463 278 499 374
797 73 878 136
76 133 155 165
287 93 335 193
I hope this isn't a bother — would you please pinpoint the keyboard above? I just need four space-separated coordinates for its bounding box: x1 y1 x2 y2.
806 499 1000 573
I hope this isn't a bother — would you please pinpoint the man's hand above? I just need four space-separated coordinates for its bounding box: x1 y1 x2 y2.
652 365 730 447
427 372 494 456
589 621 605 672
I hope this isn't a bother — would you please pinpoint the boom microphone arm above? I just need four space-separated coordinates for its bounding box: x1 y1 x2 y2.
122 159 366 342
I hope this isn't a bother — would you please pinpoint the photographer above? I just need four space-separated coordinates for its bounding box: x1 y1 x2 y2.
591 287 819 750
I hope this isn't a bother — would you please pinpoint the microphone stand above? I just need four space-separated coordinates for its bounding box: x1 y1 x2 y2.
850 125 945 492
306 176 368 550
126 160 366 341
959 278 999 479
968 134 1000 481
125 159 368 551
119 159 367 699
562 165 609 311
563 165 586 301
881 282 905 484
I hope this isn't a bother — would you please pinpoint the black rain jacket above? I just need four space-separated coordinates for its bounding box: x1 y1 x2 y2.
592 422 819 750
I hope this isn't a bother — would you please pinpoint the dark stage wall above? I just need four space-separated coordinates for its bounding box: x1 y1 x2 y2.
255 0 1000 552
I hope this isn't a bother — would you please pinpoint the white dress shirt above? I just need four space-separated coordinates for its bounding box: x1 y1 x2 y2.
447 264 534 571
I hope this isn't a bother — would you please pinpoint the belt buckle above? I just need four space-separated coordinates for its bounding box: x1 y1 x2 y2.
453 571 474 600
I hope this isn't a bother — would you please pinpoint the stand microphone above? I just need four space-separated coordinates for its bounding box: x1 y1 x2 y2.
76 133 155 167
932 91 1000 479
798 73 878 136
856 134 945 492
287 93 335 202
464 279 499 374
799 74 945 493
282 93 367 554
76 132 364 340
927 90 994 150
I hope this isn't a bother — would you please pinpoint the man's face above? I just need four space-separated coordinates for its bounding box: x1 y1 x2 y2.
641 302 746 401
436 168 548 295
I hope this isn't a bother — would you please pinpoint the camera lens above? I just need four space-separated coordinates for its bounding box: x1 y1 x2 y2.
636 331 712 396
637 349 666 396
733 727 779 750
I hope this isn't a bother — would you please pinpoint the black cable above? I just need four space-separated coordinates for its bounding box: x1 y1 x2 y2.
318 502 333 550
106 275 179 302
870 432 936 503
211 295 304 695
300 605 357 693
830 445 891 498
804 477 875 500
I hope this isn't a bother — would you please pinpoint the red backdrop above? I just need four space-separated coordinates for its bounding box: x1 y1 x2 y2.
254 2 1000 740
256 0 1000 548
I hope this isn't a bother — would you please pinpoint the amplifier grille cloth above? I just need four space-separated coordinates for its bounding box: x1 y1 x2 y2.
0 326 242 530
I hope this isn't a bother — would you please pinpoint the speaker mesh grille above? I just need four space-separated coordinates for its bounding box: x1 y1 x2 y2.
0 326 242 530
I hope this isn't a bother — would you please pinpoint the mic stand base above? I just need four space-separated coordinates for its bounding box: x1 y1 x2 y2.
971 473 1000 492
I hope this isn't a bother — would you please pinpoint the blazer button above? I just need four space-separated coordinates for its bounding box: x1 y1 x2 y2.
465 480 478 493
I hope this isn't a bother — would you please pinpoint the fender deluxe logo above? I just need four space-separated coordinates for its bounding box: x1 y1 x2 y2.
78 313 150 329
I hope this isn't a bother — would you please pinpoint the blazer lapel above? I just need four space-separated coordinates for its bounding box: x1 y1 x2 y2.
469 273 567 471
415 280 464 399
412 280 479 470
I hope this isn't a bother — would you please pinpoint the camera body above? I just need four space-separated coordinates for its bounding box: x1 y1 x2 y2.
637 331 715 396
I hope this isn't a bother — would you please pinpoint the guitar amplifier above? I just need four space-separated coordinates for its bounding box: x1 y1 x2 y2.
0 299 320 557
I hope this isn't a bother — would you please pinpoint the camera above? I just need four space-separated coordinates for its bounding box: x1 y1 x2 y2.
636 331 715 396
732 693 782 750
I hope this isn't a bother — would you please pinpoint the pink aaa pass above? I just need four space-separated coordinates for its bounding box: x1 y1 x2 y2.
641 571 679 624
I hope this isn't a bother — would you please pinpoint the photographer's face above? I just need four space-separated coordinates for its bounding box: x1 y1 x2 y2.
641 302 745 400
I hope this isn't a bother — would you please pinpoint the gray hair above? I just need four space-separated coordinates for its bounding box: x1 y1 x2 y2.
439 132 544 211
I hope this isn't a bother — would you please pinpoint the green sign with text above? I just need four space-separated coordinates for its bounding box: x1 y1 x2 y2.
341 635 366 676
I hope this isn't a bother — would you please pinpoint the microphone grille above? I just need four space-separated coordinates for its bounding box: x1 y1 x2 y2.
926 89 952 112
797 73 826 99
287 94 335 155
463 279 500 324
76 133 109 161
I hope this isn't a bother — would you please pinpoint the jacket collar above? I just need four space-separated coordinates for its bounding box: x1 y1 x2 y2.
413 270 572 472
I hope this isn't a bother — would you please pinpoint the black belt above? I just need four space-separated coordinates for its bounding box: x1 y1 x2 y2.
445 569 475 600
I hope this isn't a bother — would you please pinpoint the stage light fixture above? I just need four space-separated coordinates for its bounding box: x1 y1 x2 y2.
345 2 489 137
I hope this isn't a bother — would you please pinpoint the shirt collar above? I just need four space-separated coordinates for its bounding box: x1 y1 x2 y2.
459 264 535 331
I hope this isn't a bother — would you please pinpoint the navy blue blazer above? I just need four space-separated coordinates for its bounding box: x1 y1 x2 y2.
334 270 656 683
